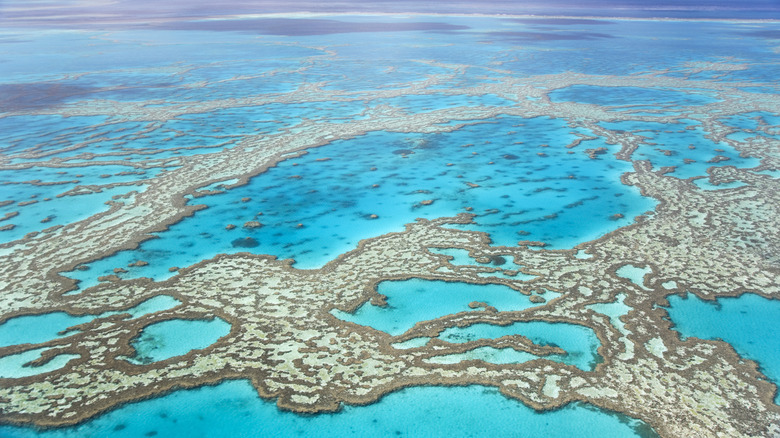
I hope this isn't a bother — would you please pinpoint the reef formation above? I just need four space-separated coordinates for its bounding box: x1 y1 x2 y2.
1 16 779 438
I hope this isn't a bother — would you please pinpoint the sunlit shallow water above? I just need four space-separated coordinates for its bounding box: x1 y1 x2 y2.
63 115 657 290
0 381 657 438
664 293 780 404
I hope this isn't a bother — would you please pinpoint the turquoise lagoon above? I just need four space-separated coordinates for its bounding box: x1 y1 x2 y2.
549 85 719 112
664 293 780 403
596 119 761 179
0 295 181 348
332 279 550 336
124 317 232 364
64 115 657 290
0 382 656 438
433 321 601 371
0 296 183 379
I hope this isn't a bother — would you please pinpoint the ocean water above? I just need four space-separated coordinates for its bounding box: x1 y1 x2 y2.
0 381 657 438
664 293 780 403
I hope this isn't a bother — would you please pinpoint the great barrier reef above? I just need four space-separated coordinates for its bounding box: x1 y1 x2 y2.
1 1 779 436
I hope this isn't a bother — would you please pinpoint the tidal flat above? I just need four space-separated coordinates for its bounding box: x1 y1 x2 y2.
1 10 779 438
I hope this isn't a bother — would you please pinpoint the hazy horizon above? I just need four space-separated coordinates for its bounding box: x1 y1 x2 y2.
2 0 780 29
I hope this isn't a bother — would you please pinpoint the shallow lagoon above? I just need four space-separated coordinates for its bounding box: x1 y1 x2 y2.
436 321 601 371
664 292 780 404
332 279 542 336
550 85 719 110
64 115 656 290
597 119 760 179
0 381 657 438
125 317 231 364
0 295 181 348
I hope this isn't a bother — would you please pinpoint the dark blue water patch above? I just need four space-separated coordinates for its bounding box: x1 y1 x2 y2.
482 30 616 42
0 82 102 111
0 381 657 437
505 18 616 26
469 19 765 75
597 119 760 179
63 115 656 286
549 85 718 108
741 30 780 40
663 292 780 403
739 86 780 95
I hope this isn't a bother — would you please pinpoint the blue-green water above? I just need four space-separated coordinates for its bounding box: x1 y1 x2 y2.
0 348 81 379
0 296 181 348
332 279 540 336
62 115 656 290
550 85 719 111
436 321 601 371
125 318 232 364
597 119 760 178
664 292 780 403
0 296 182 378
0 381 657 438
